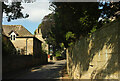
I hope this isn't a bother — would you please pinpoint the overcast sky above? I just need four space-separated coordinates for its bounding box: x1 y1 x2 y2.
2 0 52 34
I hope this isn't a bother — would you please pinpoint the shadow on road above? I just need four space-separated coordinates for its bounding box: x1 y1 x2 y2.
47 62 55 64
3 60 66 80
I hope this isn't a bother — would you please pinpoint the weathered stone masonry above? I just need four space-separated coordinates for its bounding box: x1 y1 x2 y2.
67 19 120 79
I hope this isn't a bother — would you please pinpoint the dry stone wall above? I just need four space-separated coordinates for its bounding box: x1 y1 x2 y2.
67 19 120 79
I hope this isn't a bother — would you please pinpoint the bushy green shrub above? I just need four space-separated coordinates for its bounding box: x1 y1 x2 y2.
55 51 61 57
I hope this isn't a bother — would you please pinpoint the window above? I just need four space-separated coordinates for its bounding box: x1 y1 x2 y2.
11 35 16 40
11 35 12 40
13 35 15 40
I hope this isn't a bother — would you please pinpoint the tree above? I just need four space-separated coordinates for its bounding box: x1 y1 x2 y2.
38 3 102 57
40 13 55 45
36 13 64 56
49 2 102 48
99 2 120 20
36 2 120 56
2 0 37 22
2 2 29 22
49 2 120 48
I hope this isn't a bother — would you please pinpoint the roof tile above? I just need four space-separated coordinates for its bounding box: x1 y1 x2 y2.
2 25 33 37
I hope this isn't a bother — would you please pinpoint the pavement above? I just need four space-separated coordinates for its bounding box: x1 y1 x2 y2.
6 60 67 80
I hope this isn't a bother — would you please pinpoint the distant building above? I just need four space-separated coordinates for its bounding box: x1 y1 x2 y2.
2 25 42 55
34 27 49 54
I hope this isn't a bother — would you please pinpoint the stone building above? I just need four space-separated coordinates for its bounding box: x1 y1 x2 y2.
2 25 42 55
34 27 49 54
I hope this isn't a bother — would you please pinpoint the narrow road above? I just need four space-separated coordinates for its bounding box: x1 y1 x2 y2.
13 60 66 79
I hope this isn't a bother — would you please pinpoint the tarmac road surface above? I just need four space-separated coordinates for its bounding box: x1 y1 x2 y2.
13 60 67 79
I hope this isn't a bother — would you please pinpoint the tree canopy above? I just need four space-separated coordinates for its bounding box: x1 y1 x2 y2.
2 0 37 21
36 2 120 53
49 2 102 48
99 2 120 19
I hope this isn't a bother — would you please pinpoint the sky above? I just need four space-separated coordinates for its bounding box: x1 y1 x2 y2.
2 0 52 34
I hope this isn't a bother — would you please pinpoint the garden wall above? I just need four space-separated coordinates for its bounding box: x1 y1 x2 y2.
67 19 120 79
2 54 48 78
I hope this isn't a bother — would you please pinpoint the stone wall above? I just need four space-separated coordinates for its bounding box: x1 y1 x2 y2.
35 35 49 54
2 54 48 78
35 28 49 54
67 19 120 79
33 37 42 56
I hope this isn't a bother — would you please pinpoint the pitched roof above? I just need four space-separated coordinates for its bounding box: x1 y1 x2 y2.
2 25 33 37
8 30 19 36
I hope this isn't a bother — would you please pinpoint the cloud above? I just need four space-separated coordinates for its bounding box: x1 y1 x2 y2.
36 0 51 2
22 1 52 22
3 12 6 18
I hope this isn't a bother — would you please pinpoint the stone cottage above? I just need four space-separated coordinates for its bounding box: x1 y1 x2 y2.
2 25 42 55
